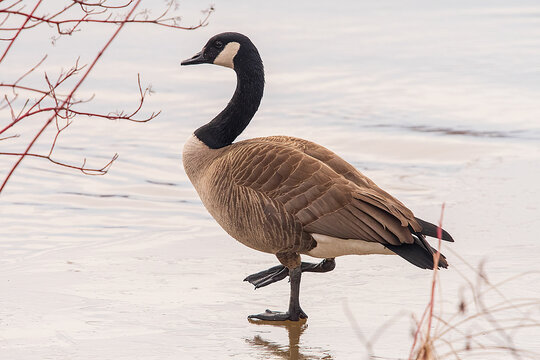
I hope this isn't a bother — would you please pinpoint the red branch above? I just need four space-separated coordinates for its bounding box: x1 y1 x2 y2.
0 151 118 175
408 203 445 360
426 203 444 337
0 0 43 63
0 0 143 193
0 2 214 37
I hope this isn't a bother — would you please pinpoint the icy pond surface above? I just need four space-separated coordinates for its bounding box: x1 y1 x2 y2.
1 1 540 359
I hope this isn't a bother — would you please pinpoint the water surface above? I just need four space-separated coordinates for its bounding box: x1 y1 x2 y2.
1 1 540 359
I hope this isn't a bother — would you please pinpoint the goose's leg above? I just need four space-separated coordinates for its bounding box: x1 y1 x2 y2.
244 258 335 289
248 266 307 321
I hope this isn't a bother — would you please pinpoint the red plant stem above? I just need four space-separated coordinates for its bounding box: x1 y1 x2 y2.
0 0 43 64
409 305 430 360
1 83 48 96
408 202 445 360
0 0 142 194
0 8 212 31
0 151 116 174
0 91 50 135
425 203 444 342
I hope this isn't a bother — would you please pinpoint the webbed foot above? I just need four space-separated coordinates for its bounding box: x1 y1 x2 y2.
244 265 289 289
244 258 335 289
248 308 308 321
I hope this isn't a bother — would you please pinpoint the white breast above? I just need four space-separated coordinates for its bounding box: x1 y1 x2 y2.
183 134 207 157
307 233 395 258
182 134 214 187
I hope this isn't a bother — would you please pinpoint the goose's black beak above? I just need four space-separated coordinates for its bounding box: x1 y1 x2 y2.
181 51 206 66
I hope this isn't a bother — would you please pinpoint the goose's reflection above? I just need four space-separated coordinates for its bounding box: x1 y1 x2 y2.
247 318 333 360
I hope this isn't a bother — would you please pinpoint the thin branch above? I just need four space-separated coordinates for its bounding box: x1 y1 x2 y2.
72 0 135 10
0 151 118 175
0 134 20 141
0 4 214 34
66 74 160 122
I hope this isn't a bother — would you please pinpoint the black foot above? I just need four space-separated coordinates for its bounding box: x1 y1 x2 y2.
244 265 289 289
248 309 308 322
244 258 335 289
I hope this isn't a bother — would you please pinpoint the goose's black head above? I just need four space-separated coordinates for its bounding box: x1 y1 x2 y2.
181 32 261 73
182 32 264 149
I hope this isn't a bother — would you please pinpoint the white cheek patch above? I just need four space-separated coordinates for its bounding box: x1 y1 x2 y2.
213 42 241 69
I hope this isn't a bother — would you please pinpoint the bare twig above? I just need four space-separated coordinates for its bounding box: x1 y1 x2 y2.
0 151 118 175
0 2 214 35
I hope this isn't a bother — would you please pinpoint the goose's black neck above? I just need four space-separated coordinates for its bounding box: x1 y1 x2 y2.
194 62 264 149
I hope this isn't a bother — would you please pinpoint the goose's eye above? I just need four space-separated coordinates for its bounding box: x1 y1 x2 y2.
214 40 223 49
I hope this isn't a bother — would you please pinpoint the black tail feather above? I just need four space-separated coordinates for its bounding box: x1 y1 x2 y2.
386 234 448 270
415 217 454 242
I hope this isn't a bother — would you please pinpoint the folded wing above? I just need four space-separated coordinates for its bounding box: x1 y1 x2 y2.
228 136 449 268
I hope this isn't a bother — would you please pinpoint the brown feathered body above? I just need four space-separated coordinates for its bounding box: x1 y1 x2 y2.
183 134 432 268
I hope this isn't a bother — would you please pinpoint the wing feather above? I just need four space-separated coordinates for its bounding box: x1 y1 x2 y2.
226 137 421 247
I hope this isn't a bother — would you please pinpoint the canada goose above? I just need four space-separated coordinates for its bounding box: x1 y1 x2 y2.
181 32 454 321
